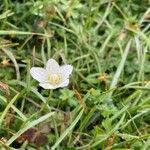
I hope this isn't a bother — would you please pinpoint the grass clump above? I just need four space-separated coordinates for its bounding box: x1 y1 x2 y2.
0 0 150 150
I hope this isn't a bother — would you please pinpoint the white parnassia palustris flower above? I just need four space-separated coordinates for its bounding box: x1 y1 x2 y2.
30 59 73 89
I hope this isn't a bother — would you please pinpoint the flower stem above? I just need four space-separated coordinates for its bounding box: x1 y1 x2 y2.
48 89 53 101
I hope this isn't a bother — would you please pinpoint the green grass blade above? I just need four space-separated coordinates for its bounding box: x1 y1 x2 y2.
107 39 132 105
51 109 84 150
1 48 20 80
0 93 20 126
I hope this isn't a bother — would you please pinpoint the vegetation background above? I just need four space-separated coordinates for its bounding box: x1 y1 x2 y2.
0 0 150 149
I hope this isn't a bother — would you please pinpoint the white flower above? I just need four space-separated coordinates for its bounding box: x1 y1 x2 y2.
30 59 73 89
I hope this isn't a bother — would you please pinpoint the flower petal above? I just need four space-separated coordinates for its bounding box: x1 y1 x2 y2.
30 67 48 82
39 83 58 89
60 65 73 79
39 79 69 89
46 59 60 73
58 79 69 88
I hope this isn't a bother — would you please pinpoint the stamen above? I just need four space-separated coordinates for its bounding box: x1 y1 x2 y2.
48 74 61 85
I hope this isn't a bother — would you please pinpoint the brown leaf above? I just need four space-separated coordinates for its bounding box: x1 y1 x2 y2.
39 124 51 134
0 82 10 95
17 128 37 143
73 87 87 112
35 133 48 147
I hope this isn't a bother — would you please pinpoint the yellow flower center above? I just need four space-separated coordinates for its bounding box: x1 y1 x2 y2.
48 74 61 85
